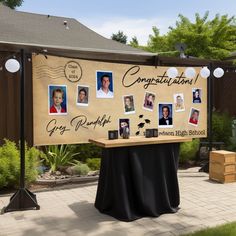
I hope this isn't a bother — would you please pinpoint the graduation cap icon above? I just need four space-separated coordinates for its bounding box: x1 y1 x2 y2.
138 122 145 129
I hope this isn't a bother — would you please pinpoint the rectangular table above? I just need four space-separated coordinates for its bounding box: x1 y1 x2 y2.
89 136 192 221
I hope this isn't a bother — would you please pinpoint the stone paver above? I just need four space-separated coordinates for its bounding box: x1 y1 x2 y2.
1 167 236 236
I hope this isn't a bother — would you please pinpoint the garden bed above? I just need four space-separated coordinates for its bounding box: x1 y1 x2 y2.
0 171 99 196
36 170 99 186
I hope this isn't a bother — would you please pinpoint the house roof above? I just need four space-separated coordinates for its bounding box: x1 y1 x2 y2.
0 3 154 59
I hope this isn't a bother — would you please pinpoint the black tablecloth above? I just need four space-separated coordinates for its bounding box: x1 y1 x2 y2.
95 143 180 221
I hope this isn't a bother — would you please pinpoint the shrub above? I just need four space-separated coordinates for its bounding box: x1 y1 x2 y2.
0 139 41 189
211 112 232 147
0 158 10 188
86 158 101 170
42 145 79 173
25 144 43 184
227 137 236 151
72 161 90 176
70 144 102 162
179 139 200 164
0 140 20 188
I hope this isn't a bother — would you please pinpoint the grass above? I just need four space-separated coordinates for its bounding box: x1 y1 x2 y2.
183 222 236 236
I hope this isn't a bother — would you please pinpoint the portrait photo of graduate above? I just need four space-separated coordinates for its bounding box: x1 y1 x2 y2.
158 103 173 128
143 92 156 111
48 85 67 115
96 71 114 98
123 95 135 114
189 108 200 126
77 85 89 106
119 118 130 137
192 88 202 103
174 93 185 112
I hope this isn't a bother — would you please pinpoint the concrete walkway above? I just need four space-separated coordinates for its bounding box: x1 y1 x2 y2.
1 167 236 236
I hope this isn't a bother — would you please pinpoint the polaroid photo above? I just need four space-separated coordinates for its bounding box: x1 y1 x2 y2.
77 85 89 106
188 107 200 126
173 93 185 112
123 95 135 114
96 71 114 98
143 91 156 111
192 88 202 104
158 103 173 128
48 85 68 115
119 118 130 137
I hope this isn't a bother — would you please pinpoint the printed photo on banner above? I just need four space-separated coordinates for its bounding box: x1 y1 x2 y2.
173 93 185 112
96 71 114 98
158 103 173 128
77 85 89 106
123 95 135 114
188 108 200 126
119 118 130 137
48 85 67 115
143 92 156 111
192 88 202 103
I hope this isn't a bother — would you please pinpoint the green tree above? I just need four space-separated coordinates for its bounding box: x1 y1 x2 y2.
129 36 139 47
111 30 127 44
147 12 236 60
0 0 23 9
147 26 171 53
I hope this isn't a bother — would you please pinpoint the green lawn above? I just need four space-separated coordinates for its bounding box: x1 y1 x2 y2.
183 222 236 236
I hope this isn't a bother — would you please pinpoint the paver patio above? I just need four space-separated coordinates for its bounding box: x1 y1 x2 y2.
1 167 236 236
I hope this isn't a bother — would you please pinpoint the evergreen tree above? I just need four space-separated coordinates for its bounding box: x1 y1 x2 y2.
111 30 127 44
129 36 139 47
0 0 23 9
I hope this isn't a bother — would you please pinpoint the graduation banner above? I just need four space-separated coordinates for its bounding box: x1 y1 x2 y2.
32 54 207 145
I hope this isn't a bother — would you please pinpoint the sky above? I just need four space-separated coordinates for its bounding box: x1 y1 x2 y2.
18 0 236 45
